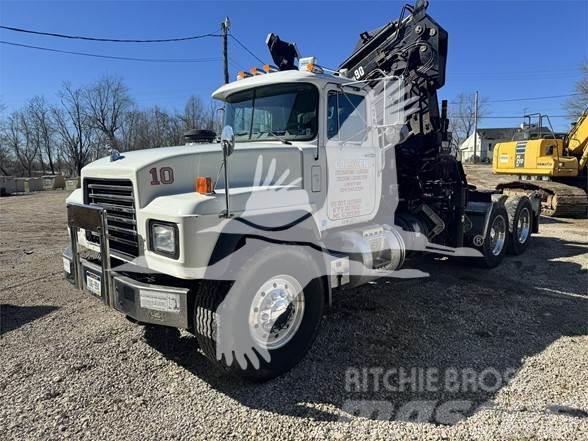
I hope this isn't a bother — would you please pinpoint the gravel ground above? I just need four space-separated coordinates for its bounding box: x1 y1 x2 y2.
1 179 587 440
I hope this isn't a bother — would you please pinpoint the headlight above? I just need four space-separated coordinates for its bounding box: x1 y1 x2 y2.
149 221 179 258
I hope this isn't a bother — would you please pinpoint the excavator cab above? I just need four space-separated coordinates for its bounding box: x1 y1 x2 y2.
493 113 578 177
493 110 588 217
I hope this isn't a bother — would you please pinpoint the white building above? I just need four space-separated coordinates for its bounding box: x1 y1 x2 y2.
459 126 555 163
459 128 517 163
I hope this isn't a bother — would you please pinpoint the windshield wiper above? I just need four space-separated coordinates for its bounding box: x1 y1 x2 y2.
265 131 292 145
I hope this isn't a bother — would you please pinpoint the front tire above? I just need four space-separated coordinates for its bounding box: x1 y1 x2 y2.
142 324 182 351
193 246 325 381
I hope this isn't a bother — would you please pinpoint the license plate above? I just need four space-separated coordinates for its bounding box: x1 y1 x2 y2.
86 272 101 296
63 257 71 274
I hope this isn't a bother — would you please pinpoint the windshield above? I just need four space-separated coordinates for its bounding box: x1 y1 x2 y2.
224 83 318 143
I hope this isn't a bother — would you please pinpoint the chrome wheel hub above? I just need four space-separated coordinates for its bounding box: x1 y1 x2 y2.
490 214 507 256
248 275 305 350
516 208 531 244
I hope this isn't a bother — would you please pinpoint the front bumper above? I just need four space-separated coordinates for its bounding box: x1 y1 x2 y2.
64 203 190 328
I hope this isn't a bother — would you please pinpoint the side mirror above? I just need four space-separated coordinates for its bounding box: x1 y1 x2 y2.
221 125 235 157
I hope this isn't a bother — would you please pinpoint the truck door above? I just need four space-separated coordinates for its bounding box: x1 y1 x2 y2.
325 88 378 222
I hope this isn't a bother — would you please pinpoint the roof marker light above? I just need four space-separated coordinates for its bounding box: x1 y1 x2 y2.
236 70 252 80
263 64 278 73
250 66 265 76
299 56 324 74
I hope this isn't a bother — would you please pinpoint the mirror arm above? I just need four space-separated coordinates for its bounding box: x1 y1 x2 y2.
222 142 231 217
220 125 235 218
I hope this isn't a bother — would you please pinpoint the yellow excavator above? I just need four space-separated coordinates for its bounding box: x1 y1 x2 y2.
492 109 588 217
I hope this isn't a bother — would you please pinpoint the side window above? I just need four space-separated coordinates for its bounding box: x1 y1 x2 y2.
327 91 367 142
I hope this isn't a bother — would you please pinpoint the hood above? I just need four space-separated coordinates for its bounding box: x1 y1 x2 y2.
83 144 220 175
81 142 305 212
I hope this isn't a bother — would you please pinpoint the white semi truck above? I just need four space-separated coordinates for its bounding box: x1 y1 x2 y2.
63 0 540 380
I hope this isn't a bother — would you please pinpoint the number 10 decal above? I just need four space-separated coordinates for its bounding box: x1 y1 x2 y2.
149 167 175 185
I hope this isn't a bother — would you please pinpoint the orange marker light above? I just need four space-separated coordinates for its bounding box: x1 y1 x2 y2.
306 63 315 72
250 66 265 76
195 177 213 194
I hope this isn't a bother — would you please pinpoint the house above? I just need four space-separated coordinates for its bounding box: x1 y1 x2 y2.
459 128 516 163
459 126 555 163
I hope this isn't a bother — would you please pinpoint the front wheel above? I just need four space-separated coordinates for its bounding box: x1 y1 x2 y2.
141 324 183 352
193 246 325 381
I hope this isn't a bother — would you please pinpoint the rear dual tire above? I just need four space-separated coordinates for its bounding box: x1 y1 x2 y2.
471 205 509 268
505 195 533 255
469 197 533 267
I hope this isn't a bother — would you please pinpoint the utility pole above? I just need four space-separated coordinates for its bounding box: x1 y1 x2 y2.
473 90 479 163
221 17 231 84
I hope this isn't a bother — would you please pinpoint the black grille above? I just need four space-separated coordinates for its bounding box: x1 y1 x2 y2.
84 178 139 259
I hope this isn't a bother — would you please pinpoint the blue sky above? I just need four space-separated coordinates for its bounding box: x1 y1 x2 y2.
0 0 586 131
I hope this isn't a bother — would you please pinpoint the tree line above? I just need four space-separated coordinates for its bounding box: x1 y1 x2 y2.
0 76 219 177
2 63 585 177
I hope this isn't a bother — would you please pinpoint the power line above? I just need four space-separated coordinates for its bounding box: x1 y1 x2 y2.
0 40 221 63
449 93 580 105
0 24 221 43
449 115 573 119
228 57 247 71
487 93 581 103
452 68 579 76
229 33 266 66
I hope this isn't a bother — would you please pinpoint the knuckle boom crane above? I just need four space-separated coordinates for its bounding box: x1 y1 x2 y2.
339 0 470 249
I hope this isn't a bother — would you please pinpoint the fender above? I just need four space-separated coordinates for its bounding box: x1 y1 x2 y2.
205 209 333 305
464 191 506 244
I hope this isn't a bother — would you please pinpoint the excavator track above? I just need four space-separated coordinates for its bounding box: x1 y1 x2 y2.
496 181 588 218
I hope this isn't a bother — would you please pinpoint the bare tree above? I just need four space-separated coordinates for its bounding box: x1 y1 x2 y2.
141 106 183 147
565 61 588 118
119 108 141 151
27 96 56 174
84 76 132 150
0 122 13 176
0 102 12 175
448 92 490 149
0 144 10 175
52 83 95 176
181 95 206 130
5 110 40 176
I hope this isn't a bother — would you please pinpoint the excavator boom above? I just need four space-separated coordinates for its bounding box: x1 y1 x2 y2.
567 109 588 168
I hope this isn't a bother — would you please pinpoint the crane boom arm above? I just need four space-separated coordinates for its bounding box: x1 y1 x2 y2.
338 0 447 87
338 0 448 141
